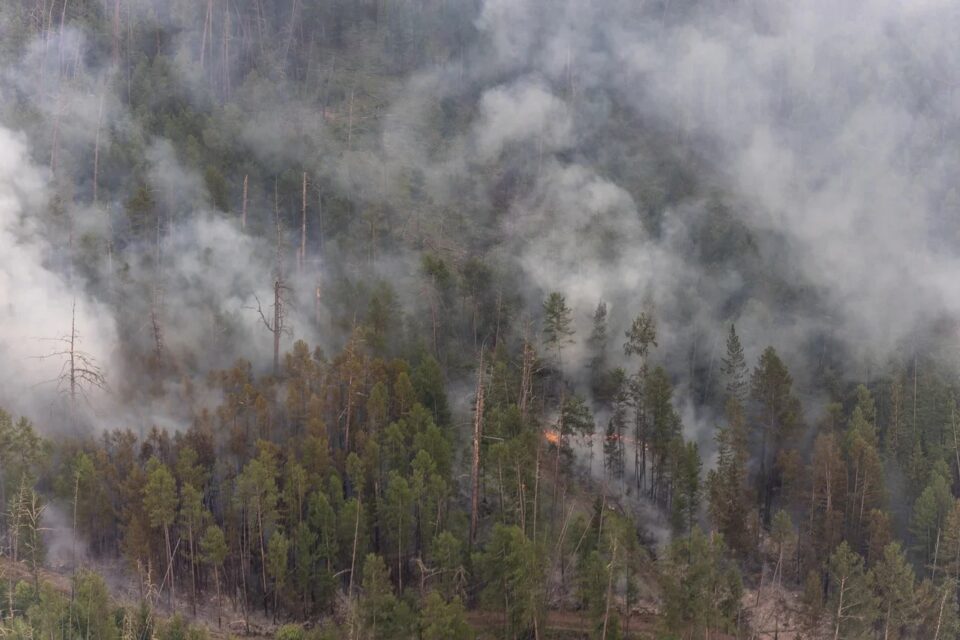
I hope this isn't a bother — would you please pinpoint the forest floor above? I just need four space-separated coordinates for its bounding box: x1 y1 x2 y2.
0 555 272 638
465 609 662 638
741 581 813 639
2 556 679 638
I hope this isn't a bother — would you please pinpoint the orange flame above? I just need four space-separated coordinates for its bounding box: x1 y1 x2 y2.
543 430 560 445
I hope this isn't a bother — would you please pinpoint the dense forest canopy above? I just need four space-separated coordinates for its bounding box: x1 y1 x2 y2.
2 0 960 638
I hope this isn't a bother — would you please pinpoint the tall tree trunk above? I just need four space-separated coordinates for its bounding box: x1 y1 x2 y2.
214 565 222 629
833 576 846 640
348 495 362 596
189 524 197 616
470 347 485 548
258 505 268 615
601 539 618 640
241 174 248 230
273 277 281 376
93 93 104 205
300 172 307 271
532 436 541 541
164 524 175 607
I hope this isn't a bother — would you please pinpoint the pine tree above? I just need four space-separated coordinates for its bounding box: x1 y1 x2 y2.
659 528 742 637
587 301 612 402
624 311 657 492
826 542 874 640
720 324 747 403
707 398 752 558
542 292 575 367
420 592 473 640
624 312 657 360
867 542 915 639
671 441 701 536
472 524 544 637
750 347 802 525
605 373 628 488
358 553 411 640
770 510 793 588
200 525 228 628
267 530 290 620
843 389 885 547
645 366 682 503
143 458 178 606
909 466 953 569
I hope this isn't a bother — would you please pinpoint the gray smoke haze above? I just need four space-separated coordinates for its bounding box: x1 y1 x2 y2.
1 0 959 440
453 0 960 421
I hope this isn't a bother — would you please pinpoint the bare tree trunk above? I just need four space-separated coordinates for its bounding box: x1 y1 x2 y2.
316 188 324 256
189 525 197 616
397 494 404 594
241 174 248 230
273 278 281 376
833 577 846 640
93 93 104 204
258 506 268 615
348 495 361 596
932 527 941 581
200 0 212 70
519 339 534 421
532 436 541 541
347 88 355 150
221 2 230 99
112 0 121 64
470 347 485 548
164 524 175 608
214 565 222 628
601 539 618 640
50 94 62 173
553 387 566 519
300 172 307 271
933 584 949 640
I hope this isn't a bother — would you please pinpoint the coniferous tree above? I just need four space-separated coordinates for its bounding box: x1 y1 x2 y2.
624 311 657 492
659 528 742 638
645 366 682 504
867 542 915 639
707 398 752 558
143 458 178 606
750 347 802 525
200 524 228 628
587 301 615 403
542 292 575 367
909 464 953 569
721 324 748 403
826 542 874 640
671 441 702 536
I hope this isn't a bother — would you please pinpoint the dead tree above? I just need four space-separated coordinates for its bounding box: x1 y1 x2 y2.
254 182 289 376
10 479 46 591
255 279 289 378
38 299 107 408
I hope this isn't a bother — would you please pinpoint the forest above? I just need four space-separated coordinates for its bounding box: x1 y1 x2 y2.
3 0 960 638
